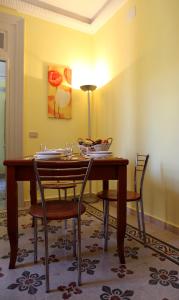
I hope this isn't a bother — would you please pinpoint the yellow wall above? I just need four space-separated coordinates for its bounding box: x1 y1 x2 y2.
93 0 179 227
23 16 93 155
23 16 94 199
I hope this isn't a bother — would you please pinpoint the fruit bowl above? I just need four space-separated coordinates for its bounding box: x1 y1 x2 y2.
78 137 113 155
93 143 111 151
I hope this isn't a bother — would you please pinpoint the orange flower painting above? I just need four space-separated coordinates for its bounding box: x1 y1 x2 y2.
48 65 72 119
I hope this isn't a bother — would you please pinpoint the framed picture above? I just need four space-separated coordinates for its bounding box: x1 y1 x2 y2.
48 65 72 119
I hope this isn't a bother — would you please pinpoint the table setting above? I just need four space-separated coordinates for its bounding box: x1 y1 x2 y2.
33 137 113 160
34 148 69 159
34 142 74 159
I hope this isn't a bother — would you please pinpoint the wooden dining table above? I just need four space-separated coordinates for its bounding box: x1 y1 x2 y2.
4 155 128 269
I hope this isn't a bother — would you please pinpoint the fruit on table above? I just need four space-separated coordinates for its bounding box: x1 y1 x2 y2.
93 139 102 145
78 138 93 146
78 137 112 147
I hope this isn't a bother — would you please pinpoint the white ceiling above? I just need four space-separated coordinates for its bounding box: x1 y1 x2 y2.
0 0 126 34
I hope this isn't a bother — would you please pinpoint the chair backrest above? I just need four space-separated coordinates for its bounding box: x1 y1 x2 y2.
33 158 93 209
134 154 149 196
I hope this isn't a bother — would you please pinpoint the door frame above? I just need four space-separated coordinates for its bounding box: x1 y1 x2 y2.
0 12 24 204
0 12 24 159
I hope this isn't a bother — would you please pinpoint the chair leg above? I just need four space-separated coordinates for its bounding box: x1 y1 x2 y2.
64 190 68 230
58 189 61 200
44 219 50 293
32 216 35 227
103 200 109 251
136 201 142 239
64 219 68 230
34 218 38 263
139 198 146 245
103 199 106 234
73 185 76 200
77 215 81 286
72 218 77 257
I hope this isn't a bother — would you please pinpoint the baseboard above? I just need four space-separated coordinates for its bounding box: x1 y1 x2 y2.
89 195 179 235
126 206 179 235
23 192 98 205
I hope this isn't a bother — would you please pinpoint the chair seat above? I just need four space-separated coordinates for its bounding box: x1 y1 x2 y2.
42 181 76 190
29 200 86 220
97 189 141 202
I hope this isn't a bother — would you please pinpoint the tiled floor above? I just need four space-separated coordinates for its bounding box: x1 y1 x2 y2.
89 197 179 249
0 207 178 299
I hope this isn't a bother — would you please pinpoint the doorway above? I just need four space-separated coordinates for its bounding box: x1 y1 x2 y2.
0 13 24 207
0 60 6 208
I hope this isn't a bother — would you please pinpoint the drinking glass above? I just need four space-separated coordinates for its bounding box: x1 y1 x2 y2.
65 143 73 157
40 144 47 152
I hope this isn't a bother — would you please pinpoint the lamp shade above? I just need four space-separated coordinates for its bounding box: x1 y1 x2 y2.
80 85 97 92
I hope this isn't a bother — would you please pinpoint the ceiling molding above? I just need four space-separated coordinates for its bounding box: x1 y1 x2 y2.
23 0 92 24
0 0 126 34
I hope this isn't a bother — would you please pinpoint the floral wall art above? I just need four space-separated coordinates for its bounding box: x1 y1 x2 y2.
48 65 72 119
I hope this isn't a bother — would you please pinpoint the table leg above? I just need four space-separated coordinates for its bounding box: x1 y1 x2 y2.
103 180 109 191
102 179 109 216
117 165 127 264
30 178 37 227
7 167 18 269
30 178 37 205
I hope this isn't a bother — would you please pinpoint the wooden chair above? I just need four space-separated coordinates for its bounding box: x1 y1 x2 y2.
42 180 76 202
42 180 77 229
97 154 149 250
29 158 93 292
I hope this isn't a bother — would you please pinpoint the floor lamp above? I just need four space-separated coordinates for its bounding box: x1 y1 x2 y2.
80 84 97 139
80 84 97 201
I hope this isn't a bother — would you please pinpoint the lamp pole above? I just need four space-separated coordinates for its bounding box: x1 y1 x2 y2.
80 84 97 140
87 89 91 138
80 84 97 199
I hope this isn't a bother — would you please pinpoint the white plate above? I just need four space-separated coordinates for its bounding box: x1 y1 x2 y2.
86 152 112 158
36 149 65 156
34 154 66 159
88 150 112 155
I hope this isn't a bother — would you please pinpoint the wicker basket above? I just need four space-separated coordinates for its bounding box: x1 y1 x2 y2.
78 137 113 155
78 144 91 155
93 143 111 151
